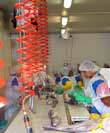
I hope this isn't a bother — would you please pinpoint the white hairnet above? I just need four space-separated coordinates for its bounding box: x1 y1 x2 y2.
79 60 100 72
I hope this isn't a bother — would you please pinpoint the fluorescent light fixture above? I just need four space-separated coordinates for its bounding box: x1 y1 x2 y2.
62 16 68 26
61 29 66 34
0 103 5 108
62 10 68 16
64 0 72 8
61 30 70 39
44 64 47 69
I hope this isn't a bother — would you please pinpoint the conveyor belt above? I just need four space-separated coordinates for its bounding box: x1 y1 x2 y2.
63 94 72 125
5 95 89 133
5 95 68 133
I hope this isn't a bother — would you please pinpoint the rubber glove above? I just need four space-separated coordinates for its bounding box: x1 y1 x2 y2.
75 94 92 104
90 113 101 120
84 96 92 104
68 90 92 104
56 87 63 94
74 84 82 89
75 93 85 103
68 90 83 97
68 91 75 97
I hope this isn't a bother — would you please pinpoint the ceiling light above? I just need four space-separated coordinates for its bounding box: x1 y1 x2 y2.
61 30 70 39
62 16 68 26
61 29 66 34
62 10 68 16
64 0 72 8
0 103 5 108
43 64 47 69
0 96 7 108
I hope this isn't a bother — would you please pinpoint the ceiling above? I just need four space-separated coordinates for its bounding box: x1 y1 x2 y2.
47 0 110 34
0 0 110 34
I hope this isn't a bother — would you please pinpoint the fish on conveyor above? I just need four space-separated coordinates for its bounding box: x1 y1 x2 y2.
43 120 100 132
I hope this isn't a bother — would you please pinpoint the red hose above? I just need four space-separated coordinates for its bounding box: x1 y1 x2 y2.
15 0 48 132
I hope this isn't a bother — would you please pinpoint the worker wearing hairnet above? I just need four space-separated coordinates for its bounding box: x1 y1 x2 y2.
79 60 105 98
60 63 70 76
5 72 22 121
68 70 77 85
68 60 110 117
33 72 47 87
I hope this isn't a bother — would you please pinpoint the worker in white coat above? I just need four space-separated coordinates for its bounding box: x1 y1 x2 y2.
91 82 110 116
60 63 70 76
78 60 108 118
5 72 22 121
79 60 105 98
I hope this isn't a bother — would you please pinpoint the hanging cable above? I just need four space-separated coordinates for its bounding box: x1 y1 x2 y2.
70 36 73 64
15 1 38 132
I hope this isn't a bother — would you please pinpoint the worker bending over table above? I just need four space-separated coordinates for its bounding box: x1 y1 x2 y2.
57 60 110 119
72 60 110 118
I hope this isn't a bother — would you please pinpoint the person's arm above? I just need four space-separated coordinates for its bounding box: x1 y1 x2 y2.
68 89 92 104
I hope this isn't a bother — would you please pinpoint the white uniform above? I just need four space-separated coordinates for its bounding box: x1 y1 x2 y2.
93 99 110 115
69 76 77 86
60 66 69 76
84 73 104 98
86 73 110 115
60 76 74 94
5 75 22 120
33 72 47 87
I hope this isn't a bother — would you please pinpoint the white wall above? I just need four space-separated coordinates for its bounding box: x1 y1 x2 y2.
48 33 110 73
0 28 12 82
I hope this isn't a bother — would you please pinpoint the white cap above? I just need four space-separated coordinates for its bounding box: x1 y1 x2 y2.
79 60 100 72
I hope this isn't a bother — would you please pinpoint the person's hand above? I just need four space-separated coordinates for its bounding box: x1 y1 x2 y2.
68 91 84 102
69 91 92 104
56 87 63 94
68 91 77 97
75 93 92 104
75 93 85 103
68 90 83 98
84 96 92 104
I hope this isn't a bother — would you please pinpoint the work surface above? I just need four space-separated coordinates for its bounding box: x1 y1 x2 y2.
5 95 89 133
